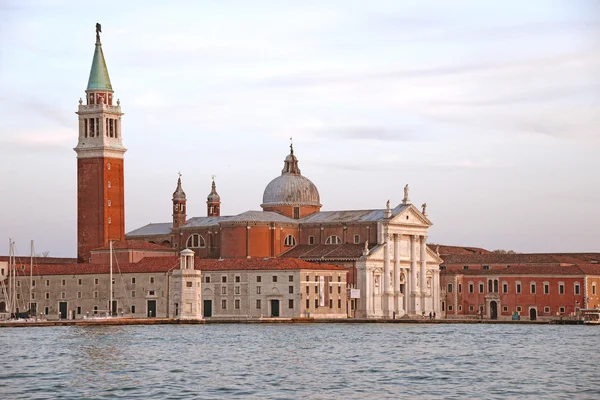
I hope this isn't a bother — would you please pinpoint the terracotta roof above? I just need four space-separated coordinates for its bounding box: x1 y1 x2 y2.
429 244 492 255
12 257 343 276
281 244 372 260
91 240 174 252
0 256 78 264
577 264 600 275
440 253 563 265
441 264 585 276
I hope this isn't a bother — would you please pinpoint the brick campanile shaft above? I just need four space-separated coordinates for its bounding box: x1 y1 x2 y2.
74 24 126 262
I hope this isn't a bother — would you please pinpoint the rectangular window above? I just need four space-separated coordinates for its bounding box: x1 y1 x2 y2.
293 207 300 219
289 286 294 294
221 299 227 309
205 276 211 283
458 283 462 293
31 280 36 287
469 283 474 293
46 280 50 286
257 286 261 295
458 305 462 311
531 283 536 294
222 276 227 283
593 285 597 295
31 293 35 299
315 286 318 294
186 281 193 288
77 306 81 315
272 276 278 283
315 299 319 309
469 305 474 311
131 305 136 314
448 305 453 311
503 283 508 294
77 279 82 285
559 284 564 295
306 299 310 309
447 283 453 293
235 276 241 283
131 277 136 284
483 265 490 270
131 291 135 298
329 286 333 294
575 284 580 295
544 306 550 313
503 306 508 312
17 293 20 300
329 299 333 308
516 306 522 312
45 306 49 315
94 291 98 298
148 290 156 296
479 283 484 293
45 292 50 299
516 283 522 294
463 266 469 270
560 306 565 313
257 276 261 283
94 278 99 285
235 286 240 294
544 283 549 294
309 236 315 245
221 287 227 295
306 286 309 294
338 286 341 294
338 299 342 308
235 299 240 309
354 234 360 244
77 292 82 299
289 299 294 309
289 275 294 282
256 299 261 309
150 277 155 284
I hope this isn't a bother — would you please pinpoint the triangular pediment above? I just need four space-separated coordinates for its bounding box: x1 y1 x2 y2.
390 204 432 227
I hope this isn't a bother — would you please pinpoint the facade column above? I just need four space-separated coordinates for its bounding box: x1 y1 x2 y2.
383 232 392 316
410 235 418 315
420 235 428 315
393 234 403 315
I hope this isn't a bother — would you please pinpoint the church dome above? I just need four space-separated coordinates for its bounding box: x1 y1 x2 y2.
261 145 321 207
207 178 220 203
172 175 186 201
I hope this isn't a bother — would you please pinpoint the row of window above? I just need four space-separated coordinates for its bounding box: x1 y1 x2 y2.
217 285 296 295
220 299 296 310
205 275 295 284
24 289 156 300
185 233 365 249
306 285 343 294
306 298 343 309
29 276 154 286
448 281 583 295
448 304 569 314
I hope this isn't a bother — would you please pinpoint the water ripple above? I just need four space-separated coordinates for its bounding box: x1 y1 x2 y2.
0 324 599 399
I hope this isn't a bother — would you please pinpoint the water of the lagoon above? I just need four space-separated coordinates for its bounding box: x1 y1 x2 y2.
0 324 598 399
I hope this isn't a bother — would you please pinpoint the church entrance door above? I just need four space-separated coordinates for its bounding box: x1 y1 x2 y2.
490 301 498 320
59 302 68 319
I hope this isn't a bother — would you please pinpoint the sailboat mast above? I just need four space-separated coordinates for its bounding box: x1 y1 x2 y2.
109 240 113 316
8 238 12 315
30 240 34 315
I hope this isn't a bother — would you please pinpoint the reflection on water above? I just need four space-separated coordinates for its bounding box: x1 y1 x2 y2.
0 324 599 399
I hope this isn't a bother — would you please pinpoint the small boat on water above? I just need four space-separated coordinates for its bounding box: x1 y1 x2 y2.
581 309 600 325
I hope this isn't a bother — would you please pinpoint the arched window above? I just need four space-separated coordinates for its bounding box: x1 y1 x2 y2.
354 234 360 244
284 235 296 247
325 235 342 245
494 280 499 293
186 234 206 248
488 280 493 293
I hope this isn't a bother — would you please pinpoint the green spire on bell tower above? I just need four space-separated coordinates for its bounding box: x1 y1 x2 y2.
87 23 113 92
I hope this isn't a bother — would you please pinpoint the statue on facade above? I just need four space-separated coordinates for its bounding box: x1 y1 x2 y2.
421 202 427 216
402 184 410 204
363 240 369 256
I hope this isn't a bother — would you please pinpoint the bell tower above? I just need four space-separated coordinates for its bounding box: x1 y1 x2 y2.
74 23 126 262
172 173 187 229
207 176 221 217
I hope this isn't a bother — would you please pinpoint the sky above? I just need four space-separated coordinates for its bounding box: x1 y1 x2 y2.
0 0 599 257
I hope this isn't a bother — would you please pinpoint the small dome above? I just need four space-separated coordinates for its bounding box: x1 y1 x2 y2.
172 176 186 201
207 178 220 203
261 144 321 207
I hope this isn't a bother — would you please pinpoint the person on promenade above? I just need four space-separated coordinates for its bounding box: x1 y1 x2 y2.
429 311 432 320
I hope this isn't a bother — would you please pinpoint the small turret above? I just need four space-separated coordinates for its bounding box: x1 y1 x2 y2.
172 172 186 228
207 176 221 217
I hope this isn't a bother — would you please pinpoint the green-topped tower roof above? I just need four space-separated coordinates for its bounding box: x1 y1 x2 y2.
87 23 113 92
